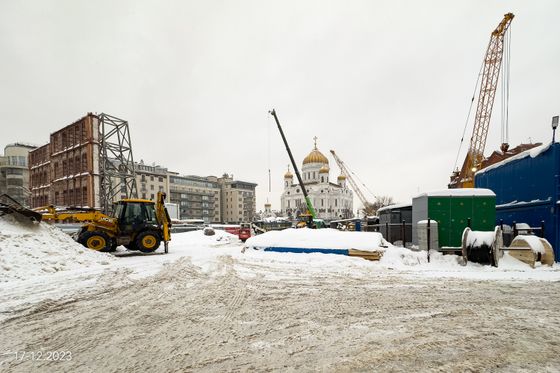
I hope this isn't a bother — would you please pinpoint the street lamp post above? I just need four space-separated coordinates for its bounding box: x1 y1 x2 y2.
552 115 559 143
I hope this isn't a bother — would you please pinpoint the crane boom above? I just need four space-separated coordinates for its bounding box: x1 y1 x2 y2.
330 150 374 215
450 13 514 188
269 109 317 220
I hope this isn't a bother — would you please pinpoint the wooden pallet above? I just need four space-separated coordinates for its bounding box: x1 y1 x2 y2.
348 249 383 261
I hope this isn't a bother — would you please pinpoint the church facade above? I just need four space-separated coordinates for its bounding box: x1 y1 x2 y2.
280 140 353 220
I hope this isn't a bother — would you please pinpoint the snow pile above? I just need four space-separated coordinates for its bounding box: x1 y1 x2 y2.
170 228 240 248
0 215 114 282
512 235 545 254
380 246 465 268
245 228 387 252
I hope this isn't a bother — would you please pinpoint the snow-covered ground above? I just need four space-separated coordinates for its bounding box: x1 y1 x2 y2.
2 217 560 371
0 217 241 316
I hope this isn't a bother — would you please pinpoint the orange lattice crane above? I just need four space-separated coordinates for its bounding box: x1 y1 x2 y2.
449 13 514 189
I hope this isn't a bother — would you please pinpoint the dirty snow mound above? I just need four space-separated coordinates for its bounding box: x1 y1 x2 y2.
170 229 240 248
380 246 465 268
0 215 114 282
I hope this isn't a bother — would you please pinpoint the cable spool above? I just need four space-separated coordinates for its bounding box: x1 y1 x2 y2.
461 226 503 267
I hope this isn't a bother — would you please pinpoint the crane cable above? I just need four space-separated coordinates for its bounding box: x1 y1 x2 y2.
342 161 377 201
452 50 486 172
500 25 512 147
267 111 271 194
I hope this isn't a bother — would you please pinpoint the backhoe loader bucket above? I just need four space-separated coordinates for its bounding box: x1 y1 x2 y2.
0 194 42 223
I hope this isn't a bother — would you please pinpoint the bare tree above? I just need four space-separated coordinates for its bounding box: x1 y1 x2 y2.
365 195 395 216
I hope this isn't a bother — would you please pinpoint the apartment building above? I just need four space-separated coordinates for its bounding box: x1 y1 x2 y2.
134 160 169 201
0 143 36 206
169 175 221 223
218 173 257 223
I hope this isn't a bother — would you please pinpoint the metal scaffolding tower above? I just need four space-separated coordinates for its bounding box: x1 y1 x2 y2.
98 113 138 213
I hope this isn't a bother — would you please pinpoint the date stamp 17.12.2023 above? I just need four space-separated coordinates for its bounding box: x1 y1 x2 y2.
1 351 72 365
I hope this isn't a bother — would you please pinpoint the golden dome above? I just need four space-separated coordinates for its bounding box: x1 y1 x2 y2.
303 148 329 165
284 170 293 178
319 165 329 174
337 174 346 180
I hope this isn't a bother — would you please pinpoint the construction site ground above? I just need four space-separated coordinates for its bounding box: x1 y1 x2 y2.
2 233 560 372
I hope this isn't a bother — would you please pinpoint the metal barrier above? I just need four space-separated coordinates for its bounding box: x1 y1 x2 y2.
499 220 546 247
363 220 413 248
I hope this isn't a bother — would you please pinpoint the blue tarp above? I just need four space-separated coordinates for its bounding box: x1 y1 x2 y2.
263 247 350 255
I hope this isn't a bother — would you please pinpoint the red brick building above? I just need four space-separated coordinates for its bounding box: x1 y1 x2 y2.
29 113 101 208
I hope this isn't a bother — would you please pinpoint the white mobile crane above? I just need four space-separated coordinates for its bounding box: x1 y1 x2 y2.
330 150 376 216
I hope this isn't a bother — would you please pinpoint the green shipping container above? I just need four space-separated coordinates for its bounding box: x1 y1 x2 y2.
412 189 496 248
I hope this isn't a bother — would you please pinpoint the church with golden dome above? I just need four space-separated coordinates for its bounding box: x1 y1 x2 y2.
281 138 353 220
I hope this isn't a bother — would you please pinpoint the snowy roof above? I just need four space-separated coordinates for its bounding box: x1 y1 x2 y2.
377 203 412 213
476 142 552 175
414 188 495 198
496 198 552 209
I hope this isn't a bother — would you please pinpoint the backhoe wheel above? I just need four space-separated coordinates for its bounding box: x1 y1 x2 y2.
79 231 112 252
124 242 138 251
136 231 161 253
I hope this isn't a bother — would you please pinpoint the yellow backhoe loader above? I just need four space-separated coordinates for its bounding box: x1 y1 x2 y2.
36 192 172 253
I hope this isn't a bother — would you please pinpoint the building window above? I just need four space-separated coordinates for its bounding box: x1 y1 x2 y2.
150 176 154 181
158 177 163 182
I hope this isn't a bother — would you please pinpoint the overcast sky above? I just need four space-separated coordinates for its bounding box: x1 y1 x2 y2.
1 0 559 212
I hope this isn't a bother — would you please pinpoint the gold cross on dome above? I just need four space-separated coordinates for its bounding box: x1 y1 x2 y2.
313 136 318 149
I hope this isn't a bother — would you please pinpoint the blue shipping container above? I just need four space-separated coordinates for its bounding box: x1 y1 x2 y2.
475 142 559 260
